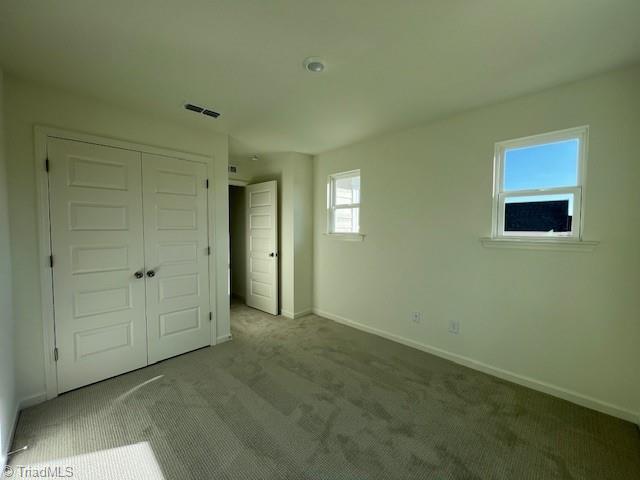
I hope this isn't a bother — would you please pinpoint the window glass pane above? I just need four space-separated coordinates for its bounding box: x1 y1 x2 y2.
504 194 574 233
503 139 579 191
334 175 360 205
333 207 359 233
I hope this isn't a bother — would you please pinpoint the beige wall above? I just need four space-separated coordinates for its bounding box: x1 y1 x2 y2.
313 65 640 421
229 185 246 299
4 75 230 404
230 153 313 318
0 69 17 465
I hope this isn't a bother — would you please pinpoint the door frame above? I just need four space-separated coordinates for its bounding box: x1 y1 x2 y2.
34 126 217 400
229 179 248 187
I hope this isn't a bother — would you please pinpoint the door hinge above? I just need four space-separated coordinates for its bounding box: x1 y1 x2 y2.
49 255 54 268
205 179 209 189
45 158 50 172
207 246 211 255
209 312 212 322
54 347 59 362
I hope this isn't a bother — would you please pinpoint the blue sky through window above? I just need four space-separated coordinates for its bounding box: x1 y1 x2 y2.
503 139 579 191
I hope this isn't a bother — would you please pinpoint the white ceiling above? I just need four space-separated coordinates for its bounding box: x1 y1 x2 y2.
1 1 639 155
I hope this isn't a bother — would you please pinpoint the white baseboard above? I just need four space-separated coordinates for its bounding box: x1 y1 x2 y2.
216 334 233 344
313 308 639 423
1 399 20 473
19 392 47 410
282 308 312 319
294 308 313 319
1 392 47 470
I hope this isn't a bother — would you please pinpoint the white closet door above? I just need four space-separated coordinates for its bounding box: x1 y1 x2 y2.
142 154 211 363
245 180 278 315
48 138 148 393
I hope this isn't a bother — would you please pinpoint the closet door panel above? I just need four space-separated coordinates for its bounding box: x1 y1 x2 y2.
142 154 211 363
48 138 148 393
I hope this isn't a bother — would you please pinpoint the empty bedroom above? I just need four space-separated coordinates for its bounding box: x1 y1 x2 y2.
0 1 639 479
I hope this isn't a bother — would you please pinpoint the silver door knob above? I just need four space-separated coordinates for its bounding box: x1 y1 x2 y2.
134 270 144 279
146 270 156 278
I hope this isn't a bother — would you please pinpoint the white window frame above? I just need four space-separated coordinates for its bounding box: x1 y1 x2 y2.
327 169 361 236
491 126 588 241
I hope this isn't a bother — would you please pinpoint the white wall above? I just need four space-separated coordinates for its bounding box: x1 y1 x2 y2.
313 65 640 421
0 69 17 467
4 75 230 404
230 153 313 318
291 154 314 316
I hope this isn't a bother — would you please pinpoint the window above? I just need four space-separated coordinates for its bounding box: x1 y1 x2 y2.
492 126 587 240
328 170 360 234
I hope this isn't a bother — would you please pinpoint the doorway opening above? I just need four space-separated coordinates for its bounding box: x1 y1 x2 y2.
228 184 247 306
228 181 280 315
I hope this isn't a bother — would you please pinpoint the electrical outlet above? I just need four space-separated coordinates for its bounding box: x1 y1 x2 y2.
448 320 460 335
411 311 422 323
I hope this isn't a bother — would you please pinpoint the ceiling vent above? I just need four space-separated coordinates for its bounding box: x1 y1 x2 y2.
184 103 220 118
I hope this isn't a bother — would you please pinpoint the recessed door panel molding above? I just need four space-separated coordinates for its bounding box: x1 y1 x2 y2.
67 156 129 191
159 307 201 337
48 138 148 393
159 273 200 301
157 206 197 230
73 286 132 318
70 245 129 275
250 257 271 275
157 241 199 265
249 190 271 207
250 235 270 253
74 322 132 360
249 213 271 229
246 180 278 315
68 202 129 231
142 153 211 363
155 170 198 196
250 280 272 299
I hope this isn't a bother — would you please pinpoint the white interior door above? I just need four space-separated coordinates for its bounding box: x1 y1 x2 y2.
142 154 211 363
246 180 278 315
48 138 147 393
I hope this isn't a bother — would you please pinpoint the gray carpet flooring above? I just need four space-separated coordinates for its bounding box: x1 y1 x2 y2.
9 303 640 479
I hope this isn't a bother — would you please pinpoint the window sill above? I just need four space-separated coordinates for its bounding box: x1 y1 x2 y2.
324 233 365 242
480 237 599 252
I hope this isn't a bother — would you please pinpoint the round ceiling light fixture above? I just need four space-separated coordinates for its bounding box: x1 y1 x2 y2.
303 57 325 73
